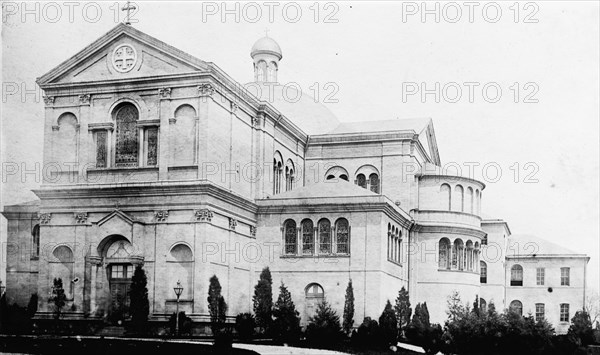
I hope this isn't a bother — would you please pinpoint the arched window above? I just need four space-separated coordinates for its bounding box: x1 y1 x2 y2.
511 265 523 286
369 173 380 193
475 189 480 214
467 187 474 213
256 60 266 81
31 224 40 258
452 239 464 270
454 185 464 212
439 238 451 269
466 240 474 271
318 219 331 254
171 104 197 166
284 219 297 255
324 166 349 182
273 151 283 195
55 112 78 166
356 174 367 189
301 219 314 255
480 298 487 313
169 244 194 299
480 261 487 283
285 160 295 191
268 61 278 82
305 283 324 319
52 245 74 297
335 218 350 254
114 103 139 167
440 184 452 211
509 300 523 316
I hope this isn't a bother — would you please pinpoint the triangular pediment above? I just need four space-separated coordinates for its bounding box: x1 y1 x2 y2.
96 209 136 226
38 23 208 86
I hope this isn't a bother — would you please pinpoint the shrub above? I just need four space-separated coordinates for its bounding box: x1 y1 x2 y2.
252 267 273 334
351 317 382 348
306 300 343 346
49 278 66 320
129 265 149 335
272 282 301 343
207 275 227 336
168 311 193 336
406 302 442 355
568 310 595 347
379 300 397 345
235 313 255 341
342 279 355 336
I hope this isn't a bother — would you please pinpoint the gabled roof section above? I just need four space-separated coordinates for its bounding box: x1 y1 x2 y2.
96 209 137 226
37 23 208 86
507 234 587 258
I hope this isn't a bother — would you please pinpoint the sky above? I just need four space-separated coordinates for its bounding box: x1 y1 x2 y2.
1 1 599 292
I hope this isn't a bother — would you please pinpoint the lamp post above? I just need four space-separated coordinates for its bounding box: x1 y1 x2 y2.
173 280 183 336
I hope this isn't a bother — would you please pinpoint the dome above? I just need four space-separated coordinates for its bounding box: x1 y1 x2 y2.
251 36 282 59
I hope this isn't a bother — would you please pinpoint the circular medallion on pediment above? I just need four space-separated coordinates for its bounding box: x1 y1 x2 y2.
112 44 137 73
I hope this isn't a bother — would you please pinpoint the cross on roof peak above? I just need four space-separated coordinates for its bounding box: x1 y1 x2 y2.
122 1 137 25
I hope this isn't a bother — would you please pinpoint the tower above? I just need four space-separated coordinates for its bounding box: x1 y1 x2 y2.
251 34 282 83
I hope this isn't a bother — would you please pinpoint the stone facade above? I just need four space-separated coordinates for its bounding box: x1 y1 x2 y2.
1 24 588 333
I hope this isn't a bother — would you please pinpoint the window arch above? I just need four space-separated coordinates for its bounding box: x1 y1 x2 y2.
475 189 480 214
168 243 194 299
32 224 40 258
256 60 266 81
268 61 278 82
305 283 324 320
114 103 139 167
466 240 474 271
318 219 332 254
301 219 314 255
335 218 350 254
55 112 78 166
454 185 464 212
356 174 367 189
369 173 380 193
171 104 197 166
452 239 464 270
440 184 452 211
273 151 283 195
324 166 349 182
467 187 474 213
283 219 297 255
480 261 487 283
439 238 451 269
511 265 523 286
509 300 523 316
285 159 295 191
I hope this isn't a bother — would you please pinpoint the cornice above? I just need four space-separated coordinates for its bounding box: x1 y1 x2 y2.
413 223 487 239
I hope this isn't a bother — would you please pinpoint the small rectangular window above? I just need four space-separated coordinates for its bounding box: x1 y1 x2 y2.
535 303 545 322
146 127 158 166
536 268 545 286
96 131 107 168
561 267 570 286
560 303 570 322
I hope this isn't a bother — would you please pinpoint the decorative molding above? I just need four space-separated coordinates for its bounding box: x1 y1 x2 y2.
229 217 237 231
79 94 91 104
250 225 257 237
169 118 177 124
158 87 172 99
88 122 114 132
194 209 213 222
155 210 169 222
136 119 160 127
43 96 55 106
74 212 88 224
252 116 261 128
198 83 214 97
37 213 52 224
52 125 60 131
231 102 238 113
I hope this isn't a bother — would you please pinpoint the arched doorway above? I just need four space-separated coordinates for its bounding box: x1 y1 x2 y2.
305 283 324 321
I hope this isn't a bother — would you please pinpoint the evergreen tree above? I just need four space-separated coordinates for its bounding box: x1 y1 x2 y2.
472 295 480 316
26 293 38 319
252 267 273 333
129 265 149 333
272 282 301 342
49 278 66 320
207 275 228 335
342 279 355 335
0 293 7 333
379 300 398 345
306 299 343 345
568 310 595 346
394 286 412 338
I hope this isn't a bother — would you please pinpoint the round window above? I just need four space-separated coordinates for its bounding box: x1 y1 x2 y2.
112 44 137 73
